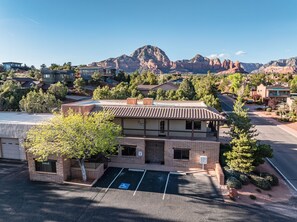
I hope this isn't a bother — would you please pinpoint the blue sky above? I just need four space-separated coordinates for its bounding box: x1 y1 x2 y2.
0 0 297 67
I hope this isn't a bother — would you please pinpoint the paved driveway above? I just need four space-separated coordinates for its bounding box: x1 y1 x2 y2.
0 165 296 222
0 159 26 180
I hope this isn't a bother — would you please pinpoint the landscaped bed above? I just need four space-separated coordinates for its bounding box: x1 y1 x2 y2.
221 162 293 206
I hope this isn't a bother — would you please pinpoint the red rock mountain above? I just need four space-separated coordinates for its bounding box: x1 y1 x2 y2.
92 45 247 74
251 57 297 74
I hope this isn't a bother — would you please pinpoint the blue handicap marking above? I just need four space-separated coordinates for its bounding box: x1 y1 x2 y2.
119 183 130 190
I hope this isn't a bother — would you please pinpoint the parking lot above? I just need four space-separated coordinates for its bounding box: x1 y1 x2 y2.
93 167 222 201
0 163 295 222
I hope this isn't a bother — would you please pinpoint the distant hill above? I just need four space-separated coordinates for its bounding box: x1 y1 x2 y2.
251 57 297 74
240 63 263 73
92 45 244 74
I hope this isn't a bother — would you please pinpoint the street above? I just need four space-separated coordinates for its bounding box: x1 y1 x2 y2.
218 94 297 192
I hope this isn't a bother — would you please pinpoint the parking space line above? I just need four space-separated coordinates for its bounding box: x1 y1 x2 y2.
162 172 171 200
105 168 124 193
133 169 147 196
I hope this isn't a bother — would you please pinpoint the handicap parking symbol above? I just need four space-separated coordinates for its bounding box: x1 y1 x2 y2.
119 183 130 190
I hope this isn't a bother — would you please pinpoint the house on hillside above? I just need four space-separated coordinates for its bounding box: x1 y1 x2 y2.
257 84 290 102
41 68 74 85
78 66 116 81
2 62 30 72
10 77 41 89
27 98 225 183
137 82 179 96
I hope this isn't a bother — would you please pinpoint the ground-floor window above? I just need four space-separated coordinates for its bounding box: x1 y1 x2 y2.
121 145 136 156
35 160 57 173
173 149 190 160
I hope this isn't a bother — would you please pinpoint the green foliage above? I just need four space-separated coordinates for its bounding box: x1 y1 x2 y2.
253 144 273 166
260 172 279 186
110 82 130 99
290 76 297 93
228 73 243 94
91 72 102 84
93 86 112 99
19 89 61 113
74 78 85 92
249 174 272 190
226 177 242 189
156 88 166 100
176 79 195 100
47 82 68 100
0 80 28 111
201 94 221 111
25 111 121 181
238 174 250 185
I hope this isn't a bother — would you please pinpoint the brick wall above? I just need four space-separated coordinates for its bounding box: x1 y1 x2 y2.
110 137 220 171
28 154 70 184
71 163 104 180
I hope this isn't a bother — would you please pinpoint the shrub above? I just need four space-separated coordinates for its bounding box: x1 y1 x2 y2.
239 174 250 185
224 167 240 179
266 107 272 112
226 177 242 189
260 172 279 186
250 195 257 200
250 175 271 190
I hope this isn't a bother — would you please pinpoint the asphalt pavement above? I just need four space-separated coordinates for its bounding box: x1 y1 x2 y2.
218 94 297 193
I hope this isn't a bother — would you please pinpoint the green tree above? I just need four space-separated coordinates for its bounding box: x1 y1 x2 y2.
48 82 68 100
19 89 61 113
110 82 130 99
74 78 85 92
176 79 195 100
25 111 121 182
156 88 165 100
93 86 112 99
201 94 221 111
91 72 102 84
0 80 27 111
290 76 297 93
228 73 243 94
225 96 273 173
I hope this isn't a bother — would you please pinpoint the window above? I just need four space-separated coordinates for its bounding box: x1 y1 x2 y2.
121 145 136 156
185 120 201 130
160 120 165 133
194 121 201 130
173 149 190 160
35 160 57 173
186 120 192 130
43 74 51 78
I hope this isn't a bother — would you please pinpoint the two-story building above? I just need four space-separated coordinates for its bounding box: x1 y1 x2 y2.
41 68 75 85
257 83 290 102
137 82 179 96
2 62 29 72
27 98 225 183
78 66 116 81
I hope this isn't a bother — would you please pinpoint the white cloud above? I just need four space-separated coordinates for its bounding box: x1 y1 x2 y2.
235 50 246 56
208 53 228 59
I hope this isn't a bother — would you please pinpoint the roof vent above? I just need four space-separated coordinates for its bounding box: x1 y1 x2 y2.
143 98 153 105
126 98 138 105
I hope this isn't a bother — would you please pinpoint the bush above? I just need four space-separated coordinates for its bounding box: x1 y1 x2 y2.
250 195 257 200
238 174 250 185
266 107 272 112
226 177 242 189
260 172 279 186
224 167 241 180
250 174 271 190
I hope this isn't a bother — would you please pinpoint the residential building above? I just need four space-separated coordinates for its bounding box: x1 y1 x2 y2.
137 82 179 96
78 66 116 81
9 77 41 89
257 83 290 102
41 68 75 85
286 93 297 111
2 62 29 71
28 98 225 183
0 112 53 160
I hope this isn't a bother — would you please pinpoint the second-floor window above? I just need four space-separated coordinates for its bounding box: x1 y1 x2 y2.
43 74 51 78
121 145 136 156
185 120 201 130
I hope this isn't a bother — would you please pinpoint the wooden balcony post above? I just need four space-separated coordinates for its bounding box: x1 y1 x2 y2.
121 118 124 135
144 118 147 137
167 119 170 137
191 120 194 140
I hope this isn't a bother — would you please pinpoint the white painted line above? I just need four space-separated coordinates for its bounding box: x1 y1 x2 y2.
170 172 186 175
266 158 297 192
162 172 171 200
128 168 145 172
133 170 147 196
105 168 124 193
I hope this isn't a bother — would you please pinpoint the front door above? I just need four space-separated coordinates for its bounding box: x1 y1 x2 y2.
145 140 164 164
